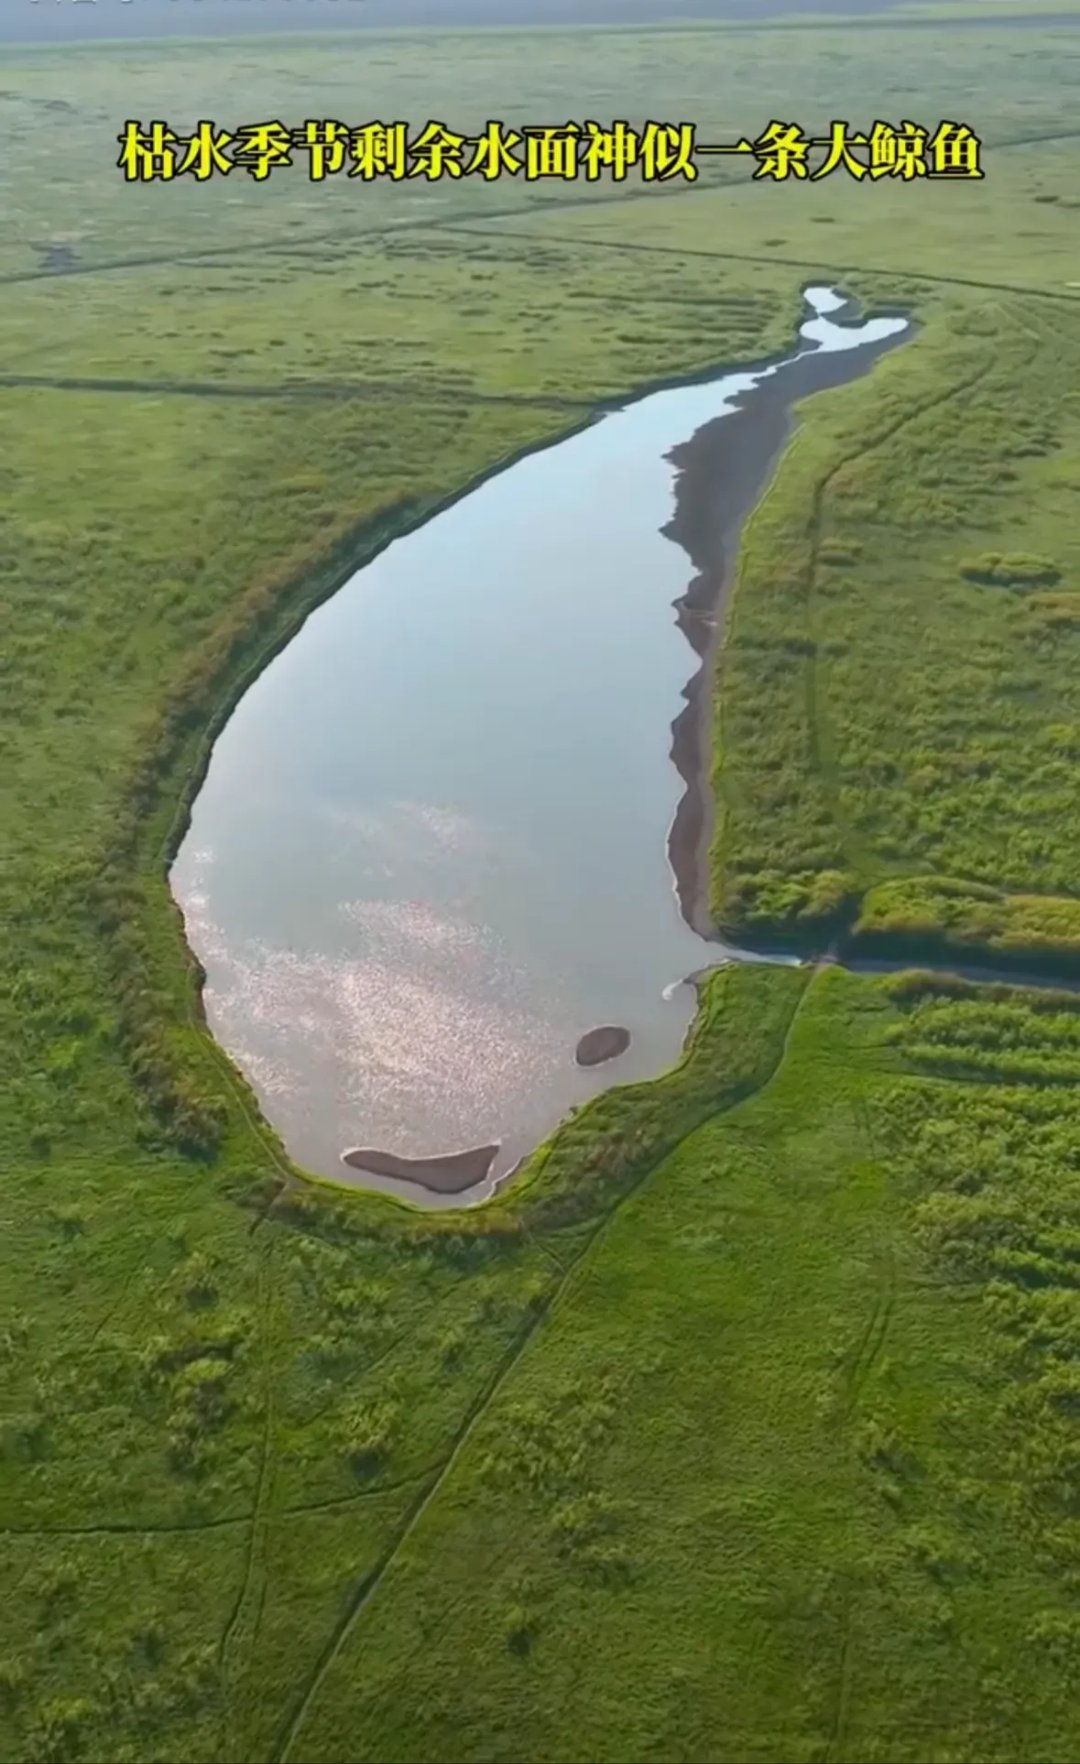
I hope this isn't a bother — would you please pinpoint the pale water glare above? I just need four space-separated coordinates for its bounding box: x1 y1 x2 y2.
171 288 908 1206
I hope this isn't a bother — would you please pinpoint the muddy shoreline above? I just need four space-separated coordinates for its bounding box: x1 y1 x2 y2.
664 313 911 939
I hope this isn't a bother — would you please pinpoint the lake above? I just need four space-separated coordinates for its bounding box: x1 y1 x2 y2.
171 286 909 1205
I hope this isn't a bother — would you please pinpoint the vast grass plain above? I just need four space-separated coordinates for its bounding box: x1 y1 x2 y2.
4 9 1080 1762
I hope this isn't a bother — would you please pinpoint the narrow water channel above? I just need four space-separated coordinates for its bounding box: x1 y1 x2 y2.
171 286 910 1207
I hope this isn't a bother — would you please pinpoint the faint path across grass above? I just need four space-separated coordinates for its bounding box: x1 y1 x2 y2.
217 1257 277 1757
0 370 596 411
0 1471 437 1540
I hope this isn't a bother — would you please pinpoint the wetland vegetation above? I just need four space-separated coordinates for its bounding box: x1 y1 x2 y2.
4 8 1080 1761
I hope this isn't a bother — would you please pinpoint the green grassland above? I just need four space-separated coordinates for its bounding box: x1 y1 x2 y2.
3 9 1078 281
282 964 1080 1764
4 12 1080 1763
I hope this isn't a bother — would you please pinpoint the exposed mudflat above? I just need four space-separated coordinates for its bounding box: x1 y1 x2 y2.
341 1141 499 1193
665 308 911 937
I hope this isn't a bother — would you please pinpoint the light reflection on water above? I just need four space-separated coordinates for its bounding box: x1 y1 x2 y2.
171 287 908 1207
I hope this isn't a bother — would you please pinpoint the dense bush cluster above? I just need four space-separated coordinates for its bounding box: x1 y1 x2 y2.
959 551 1062 589
854 878 1080 973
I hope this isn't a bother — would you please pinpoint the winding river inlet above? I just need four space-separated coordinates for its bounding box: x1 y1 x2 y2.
172 288 910 1207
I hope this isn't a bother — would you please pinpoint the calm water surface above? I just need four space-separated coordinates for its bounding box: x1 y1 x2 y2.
172 287 908 1206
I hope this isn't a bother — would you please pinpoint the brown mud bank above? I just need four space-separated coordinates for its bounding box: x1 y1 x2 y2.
342 1141 499 1193
665 313 911 939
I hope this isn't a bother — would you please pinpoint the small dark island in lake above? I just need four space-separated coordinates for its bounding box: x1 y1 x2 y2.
341 1141 499 1193
575 1025 632 1067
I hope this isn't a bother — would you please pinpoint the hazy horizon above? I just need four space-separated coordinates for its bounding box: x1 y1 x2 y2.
0 0 952 47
